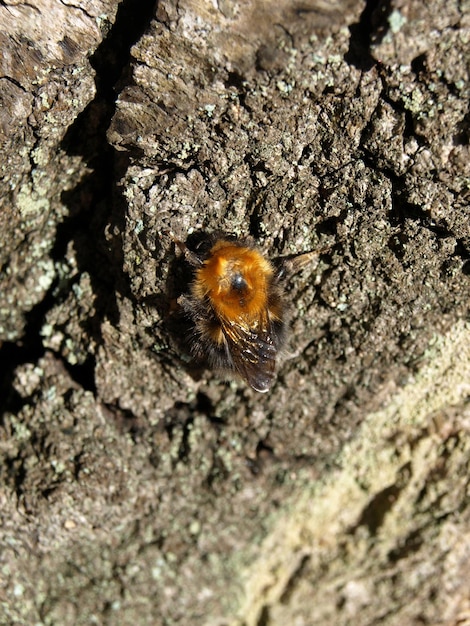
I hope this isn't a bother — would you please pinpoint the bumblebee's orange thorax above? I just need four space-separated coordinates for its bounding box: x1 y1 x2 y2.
193 242 273 320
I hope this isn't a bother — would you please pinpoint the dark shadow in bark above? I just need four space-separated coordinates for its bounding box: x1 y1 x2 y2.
345 0 392 70
0 0 156 419
57 0 156 380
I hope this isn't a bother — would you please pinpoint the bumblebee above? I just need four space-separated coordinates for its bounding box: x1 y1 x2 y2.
174 233 318 393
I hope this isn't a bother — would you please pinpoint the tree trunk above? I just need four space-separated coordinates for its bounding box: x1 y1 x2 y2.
1 0 470 624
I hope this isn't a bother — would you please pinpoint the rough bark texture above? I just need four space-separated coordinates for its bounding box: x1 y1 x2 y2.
1 0 470 625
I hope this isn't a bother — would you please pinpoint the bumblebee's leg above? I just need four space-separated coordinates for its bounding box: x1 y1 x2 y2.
171 235 204 267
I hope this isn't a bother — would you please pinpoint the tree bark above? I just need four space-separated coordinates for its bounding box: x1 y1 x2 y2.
1 0 470 624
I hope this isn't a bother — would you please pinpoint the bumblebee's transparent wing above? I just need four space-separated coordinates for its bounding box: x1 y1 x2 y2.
220 312 277 393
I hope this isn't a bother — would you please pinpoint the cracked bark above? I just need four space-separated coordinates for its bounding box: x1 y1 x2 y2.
1 0 470 624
